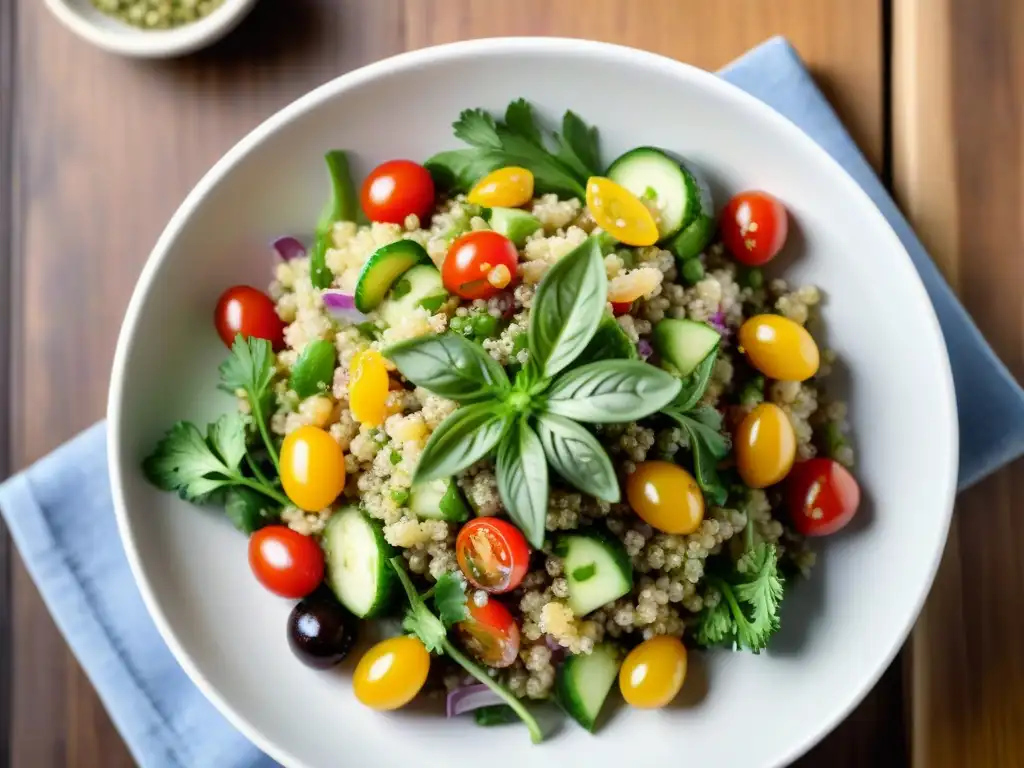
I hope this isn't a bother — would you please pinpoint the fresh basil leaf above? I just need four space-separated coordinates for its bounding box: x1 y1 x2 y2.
544 360 680 423
666 407 730 505
413 403 511 484
453 108 502 149
528 237 608 380
571 314 637 367
496 419 549 548
504 98 543 147
534 413 619 502
290 339 336 398
672 344 720 412
559 110 601 177
384 332 510 403
424 149 506 193
224 487 275 534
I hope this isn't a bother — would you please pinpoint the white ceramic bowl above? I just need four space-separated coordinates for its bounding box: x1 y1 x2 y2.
108 38 957 768
43 0 256 58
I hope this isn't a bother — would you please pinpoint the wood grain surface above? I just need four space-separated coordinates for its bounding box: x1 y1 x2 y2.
893 1 1024 767
0 0 1007 765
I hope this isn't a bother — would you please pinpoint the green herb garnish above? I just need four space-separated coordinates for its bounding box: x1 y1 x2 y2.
384 237 681 547
695 522 785 653
424 99 600 198
218 335 282 474
390 560 543 742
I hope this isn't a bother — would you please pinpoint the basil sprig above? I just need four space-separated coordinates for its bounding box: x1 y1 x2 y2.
384 236 681 547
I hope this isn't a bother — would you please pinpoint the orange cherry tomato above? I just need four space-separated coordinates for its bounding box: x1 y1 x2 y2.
360 160 435 224
214 285 285 351
738 314 820 382
788 458 861 536
735 403 797 489
456 597 520 668
442 231 519 300
456 517 530 593
353 635 431 710
280 425 346 511
248 526 324 598
618 635 688 708
626 461 705 534
467 167 535 208
720 190 788 266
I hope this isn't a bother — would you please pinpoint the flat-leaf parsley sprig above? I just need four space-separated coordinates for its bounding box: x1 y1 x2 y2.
389 559 544 743
383 236 682 547
424 98 601 199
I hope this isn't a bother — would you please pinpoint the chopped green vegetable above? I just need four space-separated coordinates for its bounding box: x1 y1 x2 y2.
389 450 403 466
474 705 520 727
739 266 764 290
681 258 705 285
390 488 410 505
739 375 766 407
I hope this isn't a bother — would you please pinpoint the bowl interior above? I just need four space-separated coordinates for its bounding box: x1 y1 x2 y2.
110 39 956 768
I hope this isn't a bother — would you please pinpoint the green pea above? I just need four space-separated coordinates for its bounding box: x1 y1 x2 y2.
739 266 764 290
472 313 499 339
681 258 705 285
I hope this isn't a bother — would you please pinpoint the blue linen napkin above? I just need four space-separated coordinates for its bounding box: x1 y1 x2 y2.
2 36 1023 768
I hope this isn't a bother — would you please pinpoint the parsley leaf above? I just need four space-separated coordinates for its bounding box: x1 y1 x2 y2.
694 597 734 647
207 410 247 470
224 487 276 534
554 110 601 180
218 335 281 473
504 99 542 146
143 420 237 501
453 108 502 149
433 572 469 627
733 542 785 639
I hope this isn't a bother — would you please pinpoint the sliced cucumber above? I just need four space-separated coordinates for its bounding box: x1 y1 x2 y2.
409 478 470 522
607 147 692 241
652 318 721 377
553 528 633 617
378 264 449 327
323 506 398 618
669 162 715 261
486 207 542 246
556 644 621 732
353 240 431 312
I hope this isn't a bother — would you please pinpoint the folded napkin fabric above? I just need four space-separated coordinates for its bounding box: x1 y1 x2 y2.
2 36 1024 768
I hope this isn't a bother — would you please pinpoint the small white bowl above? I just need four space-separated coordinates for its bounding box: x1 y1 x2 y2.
42 0 257 58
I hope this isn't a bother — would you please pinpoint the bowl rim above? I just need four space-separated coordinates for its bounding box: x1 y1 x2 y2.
107 36 958 768
41 0 257 58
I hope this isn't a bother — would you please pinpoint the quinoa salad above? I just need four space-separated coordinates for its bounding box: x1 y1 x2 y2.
143 100 861 741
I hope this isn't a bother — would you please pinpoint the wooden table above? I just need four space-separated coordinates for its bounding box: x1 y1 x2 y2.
0 0 1020 765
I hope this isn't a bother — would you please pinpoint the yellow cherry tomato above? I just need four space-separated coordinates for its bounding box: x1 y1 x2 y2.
349 349 390 427
619 635 688 708
353 635 431 711
735 402 797 488
586 176 659 247
626 461 705 534
738 314 820 382
280 425 346 511
467 167 535 208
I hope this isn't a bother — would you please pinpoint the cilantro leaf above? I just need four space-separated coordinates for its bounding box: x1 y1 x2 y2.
453 108 502 149
433 572 469 627
694 597 735 647
504 99 542 147
733 543 784 639
142 421 234 501
392 562 448 654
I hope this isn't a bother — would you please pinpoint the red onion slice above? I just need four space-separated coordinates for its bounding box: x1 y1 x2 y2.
272 236 306 261
321 289 367 323
446 684 504 717
637 338 654 360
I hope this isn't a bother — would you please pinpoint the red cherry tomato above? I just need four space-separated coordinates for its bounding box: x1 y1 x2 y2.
611 301 633 316
456 597 520 668
456 518 530 593
360 160 435 224
787 458 861 537
442 231 519 300
248 526 324 598
720 191 789 266
214 285 285 350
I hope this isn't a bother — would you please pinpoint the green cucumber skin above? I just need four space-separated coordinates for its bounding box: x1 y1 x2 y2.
651 318 721 377
353 240 431 312
322 508 399 619
554 527 633 617
555 644 622 732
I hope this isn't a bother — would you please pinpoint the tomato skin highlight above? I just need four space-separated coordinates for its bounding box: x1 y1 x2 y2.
618 635 688 708
360 160 435 224
456 597 520 668
626 461 705 535
738 314 820 382
280 426 347 512
788 458 861 536
735 403 797 489
720 190 789 266
443 231 519 300
214 285 285 350
248 526 324 598
353 635 431 710
456 517 530 593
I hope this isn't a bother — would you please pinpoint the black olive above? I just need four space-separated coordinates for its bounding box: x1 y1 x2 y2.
287 588 357 669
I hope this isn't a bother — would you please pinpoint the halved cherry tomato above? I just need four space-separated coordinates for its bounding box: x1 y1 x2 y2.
348 349 390 427
456 597 520 668
456 517 530 593
735 403 797 489
280 425 346 512
442 231 519 300
360 160 435 224
586 176 659 247
248 526 324 598
214 285 285 351
353 635 431 710
788 458 861 536
720 190 788 266
467 167 534 208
